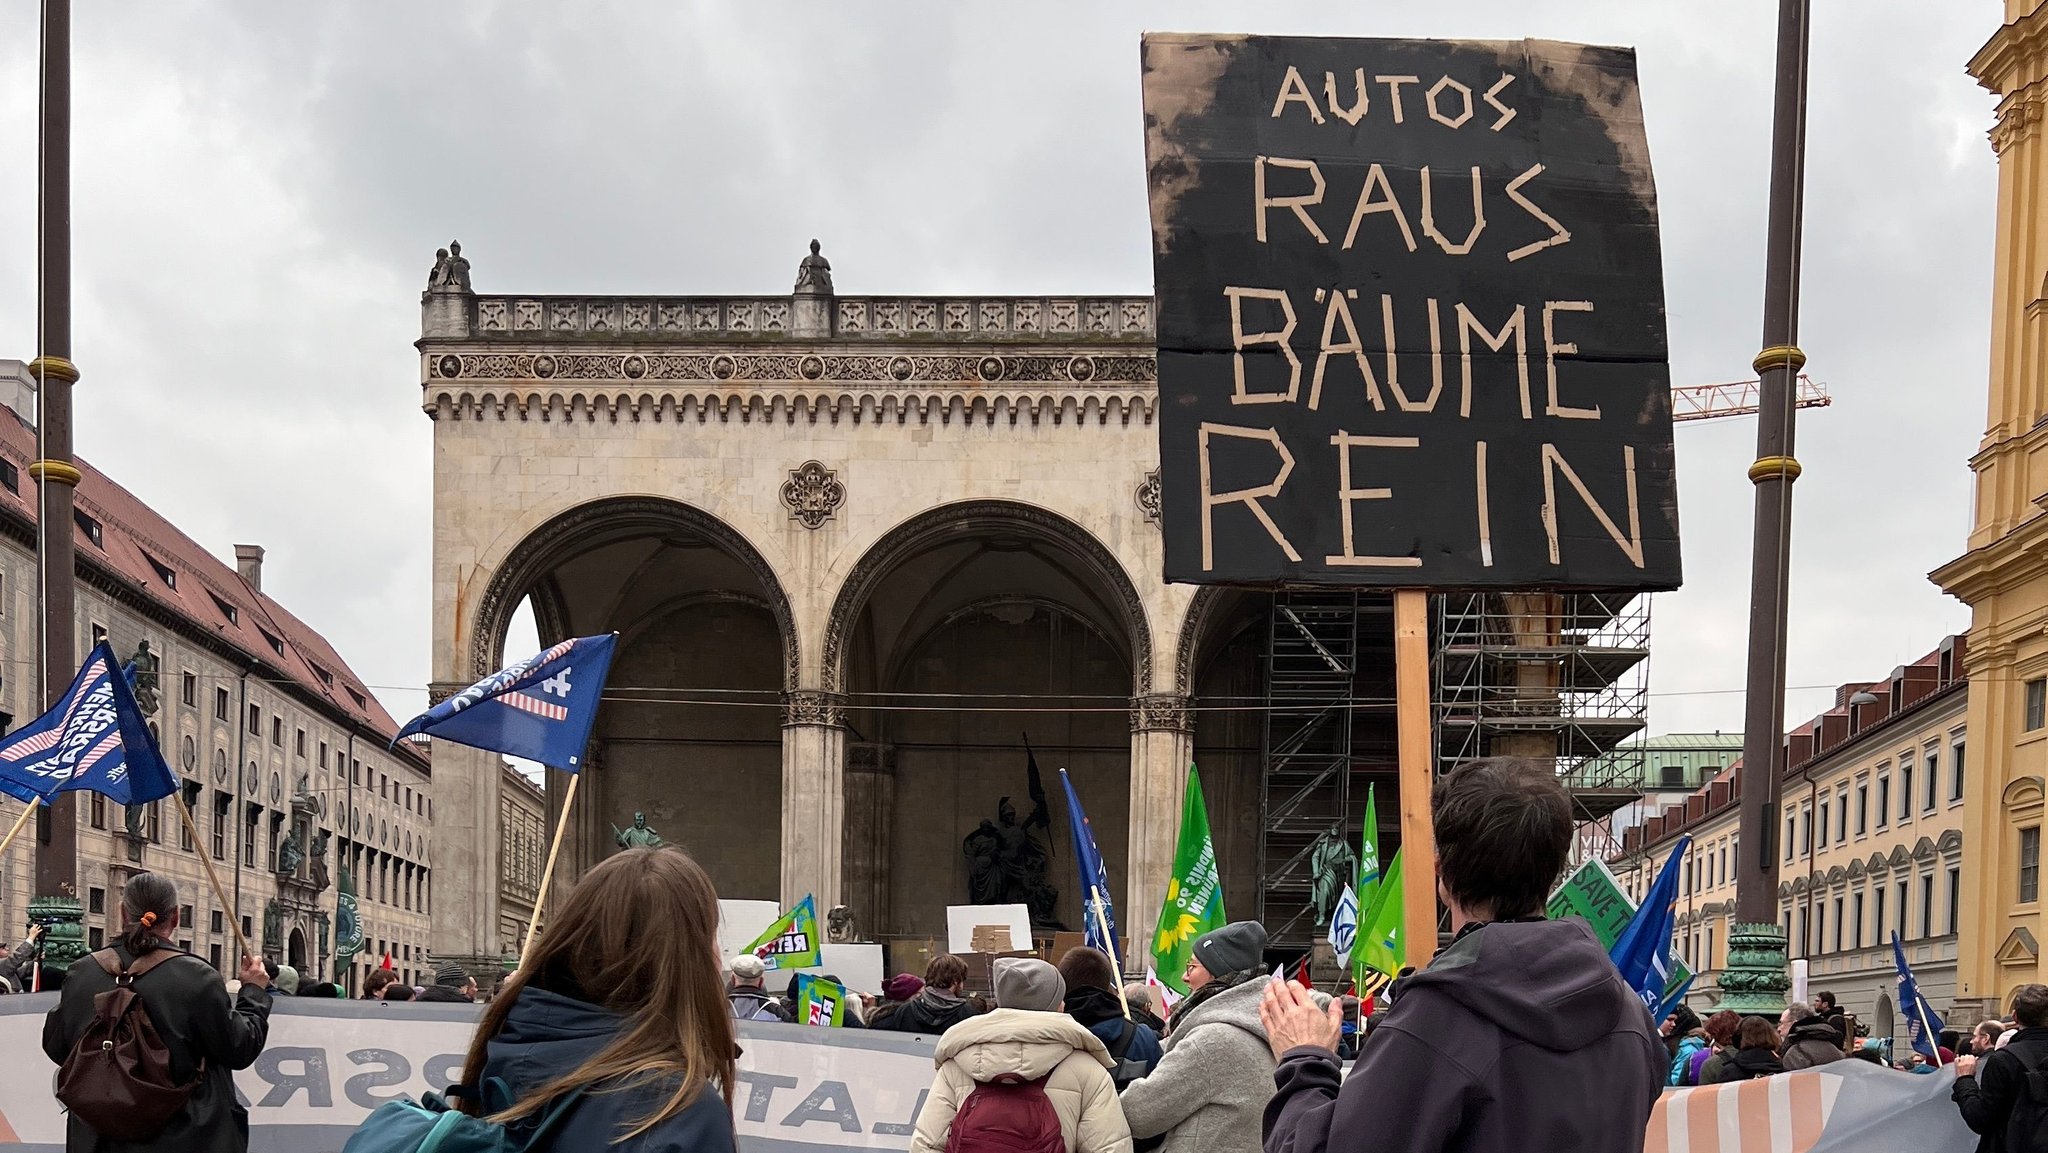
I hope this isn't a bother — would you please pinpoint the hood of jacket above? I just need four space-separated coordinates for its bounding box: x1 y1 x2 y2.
485 986 624 1100
1402 918 1641 1054
932 1008 1113 1081
1785 1018 1841 1047
1723 1048 1785 1078
1064 985 1126 1030
1163 975 1268 1053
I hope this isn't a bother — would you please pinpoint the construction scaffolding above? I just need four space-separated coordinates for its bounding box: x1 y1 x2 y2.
1433 593 1652 861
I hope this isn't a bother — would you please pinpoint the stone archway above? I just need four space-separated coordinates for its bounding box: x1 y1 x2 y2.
471 497 800 898
821 501 1152 948
287 927 307 972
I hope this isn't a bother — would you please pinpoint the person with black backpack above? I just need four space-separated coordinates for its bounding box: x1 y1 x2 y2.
910 958 1132 1153
1955 983 2048 1153
41 872 271 1153
1057 947 1161 1087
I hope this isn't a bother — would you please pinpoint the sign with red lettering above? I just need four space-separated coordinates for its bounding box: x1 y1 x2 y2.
1141 35 1681 589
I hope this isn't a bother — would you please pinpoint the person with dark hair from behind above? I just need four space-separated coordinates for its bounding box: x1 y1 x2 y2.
1705 1018 1786 1083
451 846 737 1151
1059 946 1163 1084
383 982 416 1002
875 954 982 1035
1260 758 1663 1153
41 872 271 1153
1955 983 2048 1153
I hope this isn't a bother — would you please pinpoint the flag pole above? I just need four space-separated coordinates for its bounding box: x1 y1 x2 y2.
1393 590 1437 967
1089 885 1130 1016
175 791 250 962
0 800 41 863
521 770 580 964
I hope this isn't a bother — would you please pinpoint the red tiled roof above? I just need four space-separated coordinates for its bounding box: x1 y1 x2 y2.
0 409 422 765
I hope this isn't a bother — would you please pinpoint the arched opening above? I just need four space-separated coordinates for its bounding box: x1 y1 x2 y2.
826 502 1148 954
1873 992 1895 1056
287 927 307 973
1178 587 1398 947
475 498 797 899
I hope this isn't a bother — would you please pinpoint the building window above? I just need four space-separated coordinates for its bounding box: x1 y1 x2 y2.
0 459 16 492
1953 736 1967 802
1877 774 1891 829
242 916 252 940
2029 678 2047 732
179 783 199 850
1817 799 1830 848
1896 879 1910 939
1948 866 1962 936
1924 744 1941 812
242 803 258 867
1920 874 1935 938
1800 806 1812 856
271 717 282 747
73 509 102 548
2022 827 2041 904
1900 757 1915 822
210 910 223 933
209 943 223 972
87 887 104 914
181 672 196 708
1874 886 1886 939
1815 903 1825 956
1852 891 1865 949
89 793 104 829
1835 789 1848 842
211 792 229 860
248 704 261 736
1833 896 1844 953
1857 783 1869 835
179 904 193 929
88 927 103 950
1705 926 1715 969
214 687 229 721
295 729 306 758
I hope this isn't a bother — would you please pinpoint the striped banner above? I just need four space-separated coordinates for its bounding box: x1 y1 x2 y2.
1646 1061 1970 1153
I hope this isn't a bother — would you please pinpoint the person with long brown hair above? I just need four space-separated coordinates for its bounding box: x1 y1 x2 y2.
457 846 737 1151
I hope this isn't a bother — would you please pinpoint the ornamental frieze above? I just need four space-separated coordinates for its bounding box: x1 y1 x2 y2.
429 350 1156 386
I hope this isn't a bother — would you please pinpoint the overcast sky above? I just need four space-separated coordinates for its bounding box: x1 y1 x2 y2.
0 2 1999 742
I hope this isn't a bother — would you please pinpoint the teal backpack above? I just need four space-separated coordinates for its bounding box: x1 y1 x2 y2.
342 1080 586 1153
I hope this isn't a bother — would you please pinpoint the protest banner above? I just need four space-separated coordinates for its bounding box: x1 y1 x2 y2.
1549 855 1693 1007
0 995 1978 1152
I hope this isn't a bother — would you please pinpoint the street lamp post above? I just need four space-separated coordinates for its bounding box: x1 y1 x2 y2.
1726 0 1814 1015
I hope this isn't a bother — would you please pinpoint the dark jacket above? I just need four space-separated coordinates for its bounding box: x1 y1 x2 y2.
41 944 271 1153
417 984 475 1004
1707 1047 1785 1083
483 985 737 1153
874 987 979 1035
1955 1024 2048 1153
1780 1017 1845 1069
1066 985 1164 1082
1263 918 1663 1153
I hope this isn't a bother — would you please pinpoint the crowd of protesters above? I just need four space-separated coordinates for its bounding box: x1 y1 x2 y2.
29 755 2043 1153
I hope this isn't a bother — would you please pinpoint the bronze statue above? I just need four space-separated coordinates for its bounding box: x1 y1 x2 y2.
278 826 305 877
612 811 664 851
1309 827 1357 927
962 790 1060 928
794 239 833 294
127 641 160 715
263 899 282 951
428 240 473 293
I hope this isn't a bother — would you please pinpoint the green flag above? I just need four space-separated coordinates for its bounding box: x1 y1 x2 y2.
1356 850 1406 979
743 895 823 970
1352 785 1381 986
334 867 363 962
794 973 847 1027
1151 765 1227 994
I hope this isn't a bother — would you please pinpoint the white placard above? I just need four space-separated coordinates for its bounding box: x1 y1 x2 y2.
945 904 1032 954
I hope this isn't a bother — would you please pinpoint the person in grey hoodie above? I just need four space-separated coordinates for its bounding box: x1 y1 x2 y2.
1260 758 1664 1153
1120 921 1277 1153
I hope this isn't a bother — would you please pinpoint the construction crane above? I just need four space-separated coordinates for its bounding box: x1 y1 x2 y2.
1671 373 1830 423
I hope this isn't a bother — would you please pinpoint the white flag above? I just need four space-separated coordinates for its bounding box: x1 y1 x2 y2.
1328 883 1359 968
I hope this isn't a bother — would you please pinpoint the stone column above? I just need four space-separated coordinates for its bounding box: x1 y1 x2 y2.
843 742 896 938
1127 694 1194 967
781 692 847 911
426 681 504 970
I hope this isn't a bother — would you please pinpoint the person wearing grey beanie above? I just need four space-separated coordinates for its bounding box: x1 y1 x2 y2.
1120 919 1277 1153
910 958 1132 1153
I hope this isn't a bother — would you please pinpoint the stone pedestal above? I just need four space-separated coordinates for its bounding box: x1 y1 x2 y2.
421 289 471 340
781 692 846 911
792 294 832 339
1716 921 1791 1015
844 742 896 939
1127 695 1194 965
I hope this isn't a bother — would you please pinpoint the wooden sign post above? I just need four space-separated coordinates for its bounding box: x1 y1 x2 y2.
1393 590 1438 966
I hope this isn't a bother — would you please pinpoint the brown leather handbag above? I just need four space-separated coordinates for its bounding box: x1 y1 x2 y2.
54 948 206 1142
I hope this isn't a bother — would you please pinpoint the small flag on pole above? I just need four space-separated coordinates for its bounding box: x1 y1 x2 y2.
795 974 848 1027
1151 765 1227 994
744 895 823 971
394 633 617 770
334 867 364 963
1610 836 1690 1015
1328 882 1359 970
1356 851 1407 979
1892 931 1946 1063
1057 767 1119 959
0 641 177 805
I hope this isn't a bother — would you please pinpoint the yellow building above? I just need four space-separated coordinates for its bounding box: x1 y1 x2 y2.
1931 0 2048 1018
1615 639 1968 1035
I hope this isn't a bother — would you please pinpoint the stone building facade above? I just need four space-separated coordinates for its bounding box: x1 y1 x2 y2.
0 363 432 989
499 765 545 956
1614 638 1969 1034
1932 0 2048 1018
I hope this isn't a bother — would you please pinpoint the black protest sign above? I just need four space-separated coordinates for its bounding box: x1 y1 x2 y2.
1141 35 1681 589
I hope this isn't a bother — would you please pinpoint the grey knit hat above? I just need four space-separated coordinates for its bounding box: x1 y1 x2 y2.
993 957 1067 1012
1193 920 1268 976
433 960 468 988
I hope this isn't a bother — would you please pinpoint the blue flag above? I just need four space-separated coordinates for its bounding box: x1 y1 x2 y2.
1892 932 1946 1062
1058 765 1119 961
1610 835 1689 1016
0 641 177 805
395 634 617 770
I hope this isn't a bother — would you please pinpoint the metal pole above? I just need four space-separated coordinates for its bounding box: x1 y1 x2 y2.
1729 0 1812 1012
31 0 80 900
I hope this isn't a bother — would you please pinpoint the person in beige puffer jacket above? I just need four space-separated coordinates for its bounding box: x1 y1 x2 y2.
910 958 1133 1153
